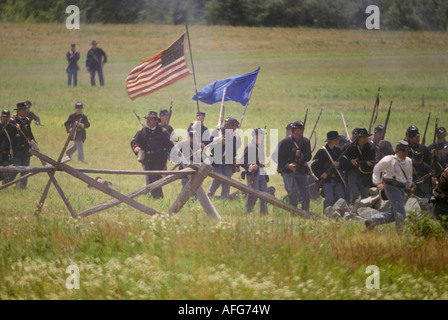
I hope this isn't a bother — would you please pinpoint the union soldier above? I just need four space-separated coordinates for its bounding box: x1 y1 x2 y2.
25 101 41 126
10 102 36 189
365 140 413 230
371 125 394 161
86 40 107 86
277 120 311 211
311 131 348 210
428 127 448 174
187 111 210 147
412 151 431 200
66 43 80 87
405 125 431 166
432 166 448 229
345 128 376 204
0 110 18 183
242 128 268 214
64 102 90 162
428 127 448 152
207 117 240 199
131 111 174 199
159 109 174 135
171 130 198 188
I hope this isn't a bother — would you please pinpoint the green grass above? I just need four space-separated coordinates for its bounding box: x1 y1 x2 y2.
0 23 448 300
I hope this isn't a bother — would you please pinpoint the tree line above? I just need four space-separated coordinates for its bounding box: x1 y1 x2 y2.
1 0 447 30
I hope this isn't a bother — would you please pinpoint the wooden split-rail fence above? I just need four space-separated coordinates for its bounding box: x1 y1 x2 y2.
0 122 313 220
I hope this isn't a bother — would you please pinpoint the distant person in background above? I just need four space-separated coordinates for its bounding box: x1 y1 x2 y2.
86 40 107 86
66 43 80 87
25 101 41 126
65 102 90 162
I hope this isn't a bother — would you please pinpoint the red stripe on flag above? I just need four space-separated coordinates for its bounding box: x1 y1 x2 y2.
127 61 190 99
126 58 186 90
126 33 191 100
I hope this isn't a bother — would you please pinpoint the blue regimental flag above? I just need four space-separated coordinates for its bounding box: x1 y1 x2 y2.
193 67 260 106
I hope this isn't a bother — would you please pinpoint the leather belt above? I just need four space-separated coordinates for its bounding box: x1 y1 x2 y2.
384 178 405 189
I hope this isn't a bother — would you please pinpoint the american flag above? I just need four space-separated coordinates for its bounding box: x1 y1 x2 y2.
126 33 191 100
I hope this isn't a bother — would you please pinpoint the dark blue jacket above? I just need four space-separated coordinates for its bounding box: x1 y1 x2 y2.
64 113 90 142
86 47 107 69
277 135 311 175
0 122 18 162
131 126 174 169
66 50 80 71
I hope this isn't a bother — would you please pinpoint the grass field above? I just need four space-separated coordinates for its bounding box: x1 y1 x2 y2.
0 23 448 300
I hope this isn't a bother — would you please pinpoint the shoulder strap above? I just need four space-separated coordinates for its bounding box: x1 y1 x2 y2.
393 156 408 180
322 145 346 188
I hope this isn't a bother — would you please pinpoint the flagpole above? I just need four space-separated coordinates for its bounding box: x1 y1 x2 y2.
185 25 200 113
239 66 259 130
239 86 254 130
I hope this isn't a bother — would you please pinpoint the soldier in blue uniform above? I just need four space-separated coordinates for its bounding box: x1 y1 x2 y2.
66 43 80 87
24 101 41 126
345 128 376 204
428 127 448 152
207 117 240 199
187 111 210 147
0 110 18 183
11 102 36 189
277 120 311 211
371 125 394 161
86 40 107 86
242 128 268 214
64 102 90 162
412 151 431 200
311 131 347 210
405 125 431 166
131 111 174 199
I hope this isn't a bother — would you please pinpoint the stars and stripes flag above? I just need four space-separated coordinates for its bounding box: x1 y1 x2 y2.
126 33 191 100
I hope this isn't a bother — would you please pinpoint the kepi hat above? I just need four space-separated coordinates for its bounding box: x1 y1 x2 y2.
407 125 420 138
144 111 160 122
15 102 27 110
395 140 409 152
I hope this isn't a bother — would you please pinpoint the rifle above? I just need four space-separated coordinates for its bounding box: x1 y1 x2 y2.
217 88 227 137
341 112 351 143
71 114 84 141
382 169 436 202
375 101 392 162
290 110 310 188
202 88 227 153
303 109 308 131
0 117 14 136
421 112 431 146
133 110 145 128
431 118 440 172
167 101 173 127
309 108 323 153
12 115 41 158
368 87 381 135
315 135 359 190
